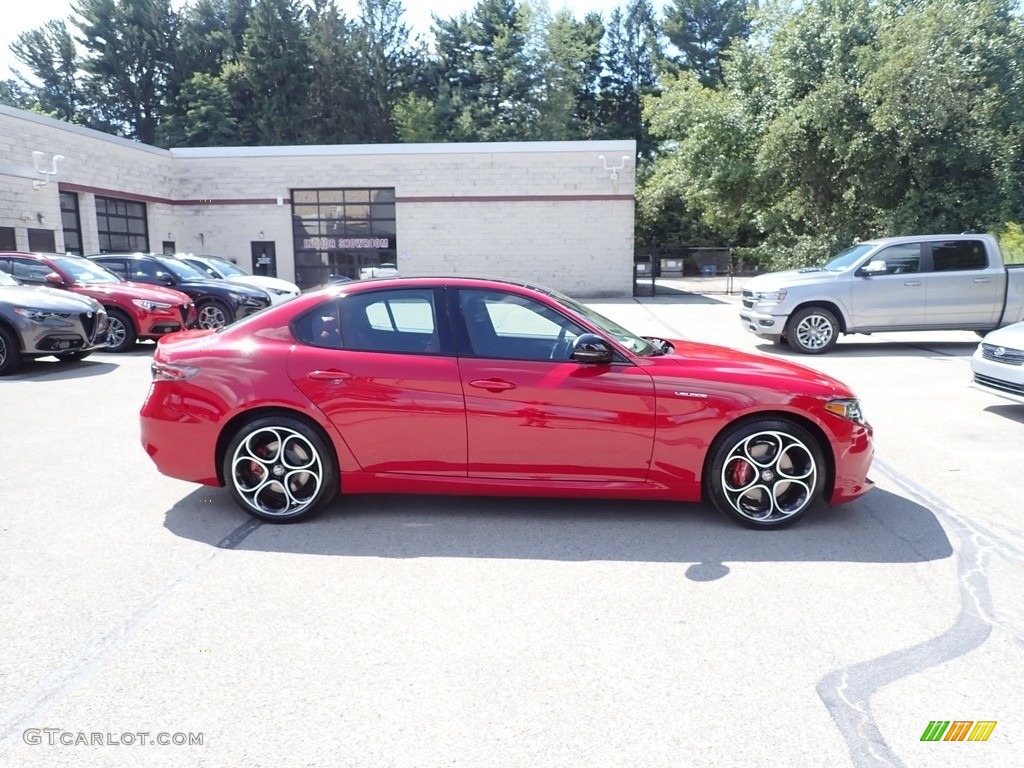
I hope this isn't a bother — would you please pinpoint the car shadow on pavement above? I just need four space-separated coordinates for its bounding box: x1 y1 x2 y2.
754 340 978 359
983 403 1024 423
163 486 951 581
4 358 119 380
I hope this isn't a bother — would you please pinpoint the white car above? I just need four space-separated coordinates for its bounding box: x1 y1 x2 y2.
175 254 301 305
359 263 399 280
971 321 1024 404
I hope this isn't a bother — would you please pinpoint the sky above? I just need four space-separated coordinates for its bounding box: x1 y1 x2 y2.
1 0 638 82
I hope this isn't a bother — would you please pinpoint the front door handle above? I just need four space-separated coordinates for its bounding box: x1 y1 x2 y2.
308 369 353 382
973 278 991 283
469 378 517 392
903 280 922 286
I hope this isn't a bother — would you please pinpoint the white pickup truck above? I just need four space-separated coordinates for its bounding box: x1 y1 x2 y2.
740 234 1024 353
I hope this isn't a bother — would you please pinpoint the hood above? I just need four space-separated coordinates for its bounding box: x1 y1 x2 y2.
0 284 102 312
744 268 843 292
85 282 192 304
659 339 854 397
224 275 299 293
179 280 269 297
980 321 1024 349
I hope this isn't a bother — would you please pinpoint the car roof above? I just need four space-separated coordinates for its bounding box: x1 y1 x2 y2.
331 275 559 296
860 233 997 247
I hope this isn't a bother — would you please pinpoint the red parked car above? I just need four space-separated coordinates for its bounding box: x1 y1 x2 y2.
0 252 196 352
142 277 874 529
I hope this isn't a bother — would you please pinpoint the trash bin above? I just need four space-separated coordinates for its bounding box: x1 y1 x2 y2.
660 259 683 276
701 265 715 276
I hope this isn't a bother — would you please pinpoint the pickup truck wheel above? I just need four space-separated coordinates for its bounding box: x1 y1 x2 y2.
788 307 839 354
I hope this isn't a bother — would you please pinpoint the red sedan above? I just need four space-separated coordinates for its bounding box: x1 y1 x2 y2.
142 277 874 529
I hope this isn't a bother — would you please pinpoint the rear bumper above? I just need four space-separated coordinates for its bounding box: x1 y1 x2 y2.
140 383 223 486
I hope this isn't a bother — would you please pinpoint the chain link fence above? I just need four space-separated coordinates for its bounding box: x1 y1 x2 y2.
633 245 763 297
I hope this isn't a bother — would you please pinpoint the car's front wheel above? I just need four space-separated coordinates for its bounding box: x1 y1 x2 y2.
197 300 233 330
705 419 826 529
222 415 338 522
0 324 22 376
105 309 137 352
787 307 839 354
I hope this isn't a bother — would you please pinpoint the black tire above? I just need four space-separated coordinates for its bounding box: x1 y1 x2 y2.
787 306 839 354
222 415 338 523
105 308 137 352
772 336 789 347
0 323 23 376
56 351 92 362
196 300 234 330
705 418 826 530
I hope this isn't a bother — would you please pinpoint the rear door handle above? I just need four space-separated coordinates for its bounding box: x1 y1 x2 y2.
903 280 922 286
973 278 991 283
308 369 353 382
469 378 517 392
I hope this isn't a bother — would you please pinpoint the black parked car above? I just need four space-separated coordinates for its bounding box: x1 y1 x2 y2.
88 254 271 329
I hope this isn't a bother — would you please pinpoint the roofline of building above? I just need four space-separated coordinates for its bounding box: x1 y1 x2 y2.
1 104 636 159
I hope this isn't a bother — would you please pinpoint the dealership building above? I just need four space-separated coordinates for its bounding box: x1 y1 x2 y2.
0 105 636 296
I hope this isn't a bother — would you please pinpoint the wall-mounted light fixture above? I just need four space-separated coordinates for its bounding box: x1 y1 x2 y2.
37 213 46 225
32 151 64 189
599 155 630 181
258 231 265 239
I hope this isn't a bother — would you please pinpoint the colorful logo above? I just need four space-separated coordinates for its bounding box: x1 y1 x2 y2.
920 721 997 742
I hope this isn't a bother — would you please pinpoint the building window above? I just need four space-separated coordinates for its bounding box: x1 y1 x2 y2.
60 192 83 254
28 229 56 252
96 195 149 253
0 227 14 250
291 188 396 288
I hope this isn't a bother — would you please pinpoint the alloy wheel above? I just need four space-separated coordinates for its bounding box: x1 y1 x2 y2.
720 430 817 523
197 304 228 329
107 316 127 349
230 426 324 517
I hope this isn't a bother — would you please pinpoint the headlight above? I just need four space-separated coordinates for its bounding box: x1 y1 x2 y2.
825 398 866 424
151 361 200 382
755 290 788 302
132 299 173 311
232 294 266 306
13 307 61 322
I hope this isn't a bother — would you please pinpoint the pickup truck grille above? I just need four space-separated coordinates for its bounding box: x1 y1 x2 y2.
981 343 1024 366
974 373 1024 395
741 290 755 310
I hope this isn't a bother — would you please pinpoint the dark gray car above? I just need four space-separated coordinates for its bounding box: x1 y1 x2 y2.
0 270 109 375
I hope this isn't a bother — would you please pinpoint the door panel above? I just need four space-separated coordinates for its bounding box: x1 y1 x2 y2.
923 240 1002 327
850 243 925 328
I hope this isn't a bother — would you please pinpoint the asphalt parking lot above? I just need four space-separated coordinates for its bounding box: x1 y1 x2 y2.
1 294 1021 768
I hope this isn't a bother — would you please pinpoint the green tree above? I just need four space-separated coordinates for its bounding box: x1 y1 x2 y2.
662 0 750 87
0 79 33 109
157 71 238 146
73 0 176 143
9 20 81 121
234 0 313 144
535 9 605 140
354 0 419 143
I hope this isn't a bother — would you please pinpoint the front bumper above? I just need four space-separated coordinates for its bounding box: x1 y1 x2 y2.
739 307 787 340
971 347 1024 404
19 310 109 355
138 303 197 338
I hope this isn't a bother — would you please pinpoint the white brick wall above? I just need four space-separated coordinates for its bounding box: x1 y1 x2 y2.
0 106 636 296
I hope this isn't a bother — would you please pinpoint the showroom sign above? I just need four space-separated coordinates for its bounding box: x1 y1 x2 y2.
302 237 390 249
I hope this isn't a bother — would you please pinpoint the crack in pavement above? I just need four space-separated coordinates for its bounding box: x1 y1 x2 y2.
0 519 262 755
817 458 1018 767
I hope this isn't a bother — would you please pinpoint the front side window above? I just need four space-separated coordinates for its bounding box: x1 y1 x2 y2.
931 240 988 272
872 243 921 275
459 289 586 361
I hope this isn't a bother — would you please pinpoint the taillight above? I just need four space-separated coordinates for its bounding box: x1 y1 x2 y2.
150 361 199 381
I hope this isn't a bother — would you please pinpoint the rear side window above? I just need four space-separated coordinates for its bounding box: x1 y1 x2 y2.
292 289 440 354
8 259 52 284
931 240 987 271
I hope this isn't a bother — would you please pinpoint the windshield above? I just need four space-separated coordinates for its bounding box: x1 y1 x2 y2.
52 256 121 284
0 271 18 286
156 257 208 282
823 243 875 272
552 291 657 356
211 259 247 277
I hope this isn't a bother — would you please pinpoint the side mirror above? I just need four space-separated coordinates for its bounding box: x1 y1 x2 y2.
44 272 65 287
572 333 614 364
156 272 175 285
861 259 887 275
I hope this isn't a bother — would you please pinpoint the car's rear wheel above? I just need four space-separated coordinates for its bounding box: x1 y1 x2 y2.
0 324 22 376
197 300 233 330
105 309 137 352
56 351 92 362
705 419 825 529
222 415 338 522
787 307 839 354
